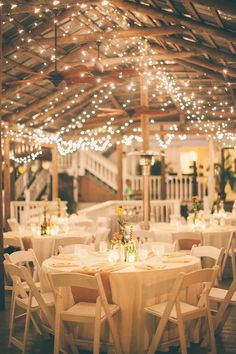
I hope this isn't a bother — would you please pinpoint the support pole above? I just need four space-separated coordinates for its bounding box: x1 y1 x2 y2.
52 145 58 200
0 6 5 310
141 159 151 230
116 141 123 200
208 139 215 210
160 151 167 199
4 136 10 229
140 75 149 150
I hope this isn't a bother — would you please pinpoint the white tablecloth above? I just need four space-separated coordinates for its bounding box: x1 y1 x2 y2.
134 223 235 248
41 252 200 354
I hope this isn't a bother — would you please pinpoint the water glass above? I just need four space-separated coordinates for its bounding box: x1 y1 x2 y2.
99 241 108 253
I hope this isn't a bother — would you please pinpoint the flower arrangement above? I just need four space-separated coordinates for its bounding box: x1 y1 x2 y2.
111 207 137 262
187 196 205 230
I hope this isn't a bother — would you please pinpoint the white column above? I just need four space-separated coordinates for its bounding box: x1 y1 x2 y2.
208 139 215 211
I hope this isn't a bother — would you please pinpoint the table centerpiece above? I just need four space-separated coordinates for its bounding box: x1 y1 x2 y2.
110 206 137 262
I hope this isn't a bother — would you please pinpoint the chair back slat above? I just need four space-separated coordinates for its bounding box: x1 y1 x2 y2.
3 235 25 250
4 248 41 281
172 231 202 250
49 272 98 290
181 267 219 290
53 236 90 255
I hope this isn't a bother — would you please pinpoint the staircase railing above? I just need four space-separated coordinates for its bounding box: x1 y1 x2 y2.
25 169 50 201
83 151 117 190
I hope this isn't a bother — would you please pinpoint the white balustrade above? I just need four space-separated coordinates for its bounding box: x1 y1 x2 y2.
25 169 50 202
10 200 67 225
58 151 208 202
78 199 180 223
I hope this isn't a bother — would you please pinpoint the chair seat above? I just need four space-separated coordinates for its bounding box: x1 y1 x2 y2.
23 281 40 291
61 302 119 322
209 287 236 304
16 291 54 309
145 301 205 322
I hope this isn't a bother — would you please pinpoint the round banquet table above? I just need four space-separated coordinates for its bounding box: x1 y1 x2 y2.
134 222 236 248
4 230 92 265
41 251 201 354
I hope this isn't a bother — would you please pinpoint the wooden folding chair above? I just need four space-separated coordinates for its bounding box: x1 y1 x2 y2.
3 233 25 251
172 231 202 253
4 248 41 283
4 249 42 326
3 262 54 354
190 245 225 282
144 267 219 354
53 236 91 255
209 273 236 333
221 231 236 277
49 271 122 354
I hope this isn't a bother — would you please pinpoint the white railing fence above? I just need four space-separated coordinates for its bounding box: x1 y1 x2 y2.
10 200 67 225
130 175 207 201
58 151 208 202
78 199 180 223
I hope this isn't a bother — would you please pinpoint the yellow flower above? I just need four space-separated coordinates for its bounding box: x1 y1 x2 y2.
115 207 124 217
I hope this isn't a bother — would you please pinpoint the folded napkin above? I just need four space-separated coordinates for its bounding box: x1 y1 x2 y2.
51 255 79 261
82 262 129 273
163 252 187 258
135 264 166 270
161 257 192 263
48 262 77 268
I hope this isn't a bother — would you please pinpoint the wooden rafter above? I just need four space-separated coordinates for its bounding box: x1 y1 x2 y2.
110 0 236 43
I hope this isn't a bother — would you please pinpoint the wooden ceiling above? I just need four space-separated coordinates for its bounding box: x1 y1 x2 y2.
1 0 236 147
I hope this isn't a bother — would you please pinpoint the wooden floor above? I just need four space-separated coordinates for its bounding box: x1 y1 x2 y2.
1 281 236 354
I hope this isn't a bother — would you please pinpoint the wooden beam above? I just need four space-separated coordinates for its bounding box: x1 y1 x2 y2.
30 25 187 46
25 84 103 127
182 57 236 78
3 8 76 56
82 50 199 68
156 36 236 63
177 60 225 81
2 0 98 14
10 83 79 122
191 0 236 17
110 0 236 43
4 136 11 230
52 144 58 200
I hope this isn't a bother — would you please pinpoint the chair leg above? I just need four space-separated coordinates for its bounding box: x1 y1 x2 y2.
30 312 42 335
93 317 101 354
22 305 31 354
8 294 16 347
177 318 187 354
206 307 216 354
147 317 167 354
231 254 236 277
215 306 232 334
54 317 61 354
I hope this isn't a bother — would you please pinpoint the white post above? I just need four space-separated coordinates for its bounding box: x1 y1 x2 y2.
208 139 215 211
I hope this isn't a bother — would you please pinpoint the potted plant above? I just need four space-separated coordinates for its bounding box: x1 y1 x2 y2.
214 152 236 200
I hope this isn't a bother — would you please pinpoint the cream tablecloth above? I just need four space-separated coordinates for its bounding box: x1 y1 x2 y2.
134 223 235 248
41 252 200 354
